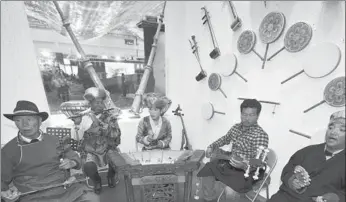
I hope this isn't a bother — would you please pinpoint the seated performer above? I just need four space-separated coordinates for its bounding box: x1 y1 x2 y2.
1 100 99 202
197 99 269 201
268 110 345 202
136 93 172 151
77 87 121 194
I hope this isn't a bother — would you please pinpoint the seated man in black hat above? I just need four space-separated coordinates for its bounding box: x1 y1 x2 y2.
1 100 100 202
197 99 269 201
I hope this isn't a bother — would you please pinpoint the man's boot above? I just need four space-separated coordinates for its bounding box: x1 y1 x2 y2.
107 166 119 188
93 174 102 194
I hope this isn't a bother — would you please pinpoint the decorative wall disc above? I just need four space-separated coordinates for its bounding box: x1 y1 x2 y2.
324 76 345 107
259 12 286 44
284 22 313 53
208 73 222 90
237 30 256 54
208 73 227 98
303 76 345 113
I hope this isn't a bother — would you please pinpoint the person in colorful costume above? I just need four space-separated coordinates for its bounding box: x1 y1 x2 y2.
268 110 345 202
136 93 172 151
1 100 99 202
77 87 121 194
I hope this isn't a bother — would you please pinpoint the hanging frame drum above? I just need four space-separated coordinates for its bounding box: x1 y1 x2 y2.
258 12 286 69
237 30 264 61
216 53 247 82
281 42 341 84
201 102 226 120
267 22 313 61
304 76 345 113
208 73 227 98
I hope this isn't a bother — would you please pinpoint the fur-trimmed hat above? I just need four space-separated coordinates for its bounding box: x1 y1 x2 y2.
83 87 107 102
142 93 172 115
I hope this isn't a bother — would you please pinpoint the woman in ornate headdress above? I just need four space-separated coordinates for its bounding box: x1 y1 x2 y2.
136 93 172 151
77 87 121 194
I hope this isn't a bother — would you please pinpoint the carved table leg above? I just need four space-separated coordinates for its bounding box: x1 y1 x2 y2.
183 171 193 202
124 174 135 202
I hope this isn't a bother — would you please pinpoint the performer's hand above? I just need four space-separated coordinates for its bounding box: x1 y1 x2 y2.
313 196 327 202
59 159 77 170
1 186 20 202
206 147 213 158
147 135 155 142
157 141 164 148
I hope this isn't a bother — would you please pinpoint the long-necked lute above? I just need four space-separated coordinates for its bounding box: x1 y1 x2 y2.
172 105 192 150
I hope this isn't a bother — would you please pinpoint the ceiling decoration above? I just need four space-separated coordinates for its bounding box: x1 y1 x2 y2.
24 1 164 41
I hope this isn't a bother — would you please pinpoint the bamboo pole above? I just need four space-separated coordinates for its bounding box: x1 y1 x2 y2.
53 1 120 114
130 1 167 117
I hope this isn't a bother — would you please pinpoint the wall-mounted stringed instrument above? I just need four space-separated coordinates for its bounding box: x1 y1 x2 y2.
172 105 192 150
189 35 207 81
201 6 221 59
227 1 242 31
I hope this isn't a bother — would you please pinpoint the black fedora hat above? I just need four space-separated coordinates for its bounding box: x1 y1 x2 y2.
3 100 49 122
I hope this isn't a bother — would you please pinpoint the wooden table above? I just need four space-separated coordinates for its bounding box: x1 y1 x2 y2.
108 150 205 202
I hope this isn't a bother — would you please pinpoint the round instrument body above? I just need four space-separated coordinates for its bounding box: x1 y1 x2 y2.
208 73 222 91
259 12 286 44
215 53 238 77
237 30 256 54
201 102 215 120
323 76 345 107
284 22 313 53
303 43 341 78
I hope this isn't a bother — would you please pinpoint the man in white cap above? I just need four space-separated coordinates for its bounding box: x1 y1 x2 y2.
1 100 100 202
268 110 345 202
77 87 121 194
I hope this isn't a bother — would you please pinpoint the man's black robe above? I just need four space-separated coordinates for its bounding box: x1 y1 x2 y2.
268 143 345 202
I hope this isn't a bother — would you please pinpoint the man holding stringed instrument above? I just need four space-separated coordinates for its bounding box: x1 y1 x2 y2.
76 87 122 194
197 99 269 201
1 100 99 202
268 110 345 202
136 93 172 151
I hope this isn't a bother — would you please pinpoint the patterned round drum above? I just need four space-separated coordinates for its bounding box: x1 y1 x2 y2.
259 12 286 44
237 30 257 54
208 73 222 90
284 22 313 53
324 77 345 107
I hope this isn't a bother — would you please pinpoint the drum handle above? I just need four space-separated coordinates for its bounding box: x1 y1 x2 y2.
303 100 325 113
267 47 285 61
281 70 304 84
289 129 311 139
214 111 226 115
234 72 248 82
218 88 228 98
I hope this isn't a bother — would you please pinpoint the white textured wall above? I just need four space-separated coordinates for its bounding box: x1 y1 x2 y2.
165 1 345 197
1 1 50 144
